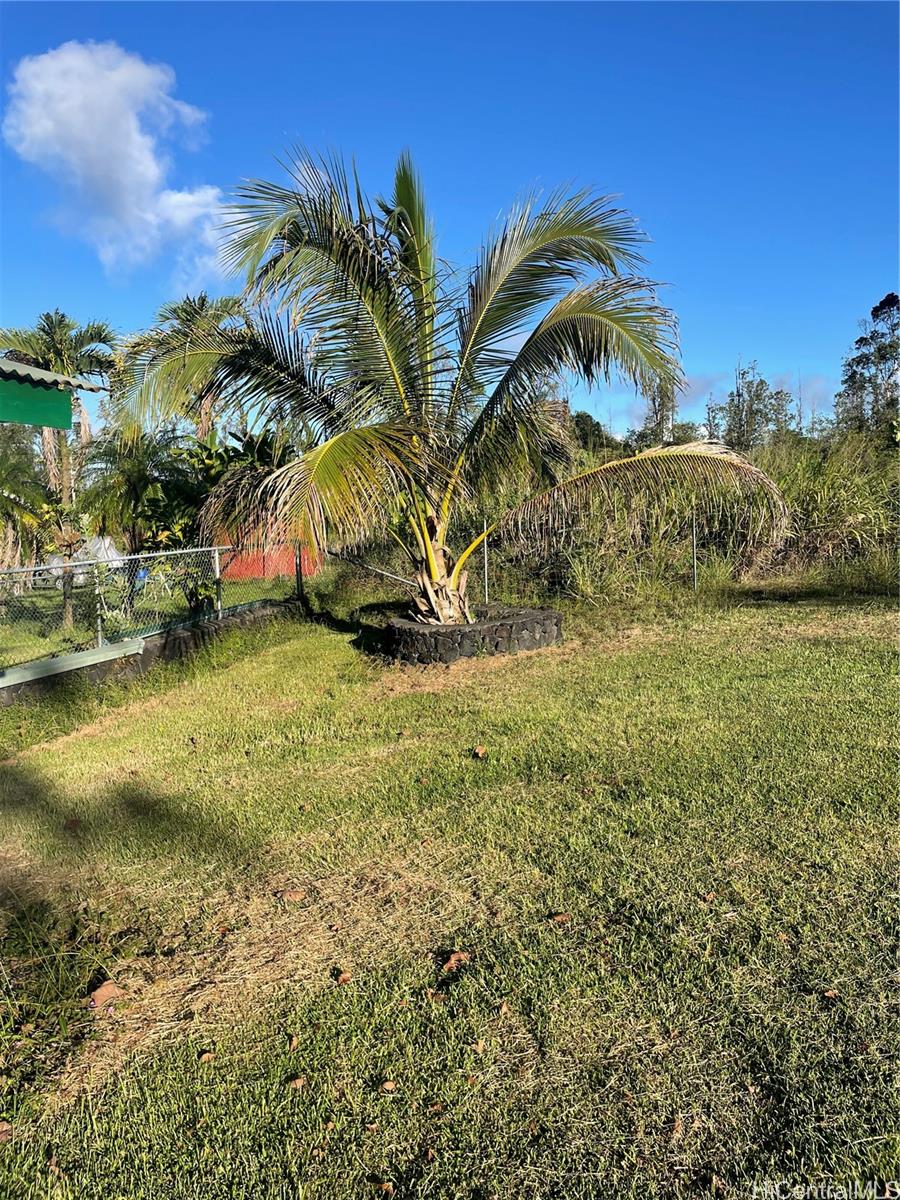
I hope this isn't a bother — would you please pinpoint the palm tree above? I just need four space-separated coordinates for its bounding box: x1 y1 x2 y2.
0 310 116 502
124 152 786 623
0 427 44 569
79 427 192 557
122 294 247 439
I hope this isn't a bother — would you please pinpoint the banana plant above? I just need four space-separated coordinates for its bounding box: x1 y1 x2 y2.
122 151 786 623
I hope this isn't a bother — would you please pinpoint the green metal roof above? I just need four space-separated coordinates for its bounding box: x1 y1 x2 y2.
0 359 104 392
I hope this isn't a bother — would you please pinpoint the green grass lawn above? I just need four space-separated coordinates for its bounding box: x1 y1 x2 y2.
0 589 896 1197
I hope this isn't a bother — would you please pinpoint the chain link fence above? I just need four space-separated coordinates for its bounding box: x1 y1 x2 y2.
0 545 302 672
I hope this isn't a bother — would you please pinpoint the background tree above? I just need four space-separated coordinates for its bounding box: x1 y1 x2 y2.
79 427 191 556
627 380 698 453
0 309 116 503
0 425 44 568
708 362 798 451
122 294 247 438
833 292 899 444
571 410 623 457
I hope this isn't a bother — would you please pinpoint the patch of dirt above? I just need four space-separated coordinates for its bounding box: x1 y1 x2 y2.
43 842 492 1108
371 626 662 698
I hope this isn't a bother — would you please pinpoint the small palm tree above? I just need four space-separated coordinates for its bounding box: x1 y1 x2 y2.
79 427 191 556
124 152 786 623
0 428 44 568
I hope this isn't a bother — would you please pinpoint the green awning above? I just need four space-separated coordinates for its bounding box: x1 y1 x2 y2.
0 359 104 431
0 376 73 429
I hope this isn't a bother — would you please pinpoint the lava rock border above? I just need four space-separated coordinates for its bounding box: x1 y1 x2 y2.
385 607 562 665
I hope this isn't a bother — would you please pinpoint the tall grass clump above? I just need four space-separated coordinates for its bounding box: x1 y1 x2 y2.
752 434 897 578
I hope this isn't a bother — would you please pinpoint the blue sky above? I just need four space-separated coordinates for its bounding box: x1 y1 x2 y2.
1 1 897 431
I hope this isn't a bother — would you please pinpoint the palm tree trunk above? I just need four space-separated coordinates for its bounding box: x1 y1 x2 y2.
411 539 473 624
40 427 61 495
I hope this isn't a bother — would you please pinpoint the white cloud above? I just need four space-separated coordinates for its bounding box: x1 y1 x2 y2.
3 40 224 280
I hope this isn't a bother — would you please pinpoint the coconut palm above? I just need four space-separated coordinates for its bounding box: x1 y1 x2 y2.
121 294 247 438
124 151 786 623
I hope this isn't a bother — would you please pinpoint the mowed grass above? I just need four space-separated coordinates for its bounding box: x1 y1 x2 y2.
0 591 897 1197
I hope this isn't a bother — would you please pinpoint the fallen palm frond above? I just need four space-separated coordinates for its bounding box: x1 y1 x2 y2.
501 441 789 552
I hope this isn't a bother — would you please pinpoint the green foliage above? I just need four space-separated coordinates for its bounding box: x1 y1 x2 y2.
753 432 897 563
0 309 117 381
706 362 798 451
833 291 899 445
570 409 622 456
0 425 44 564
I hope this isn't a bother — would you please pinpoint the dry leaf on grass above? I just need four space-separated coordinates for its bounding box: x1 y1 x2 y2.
498 1000 510 1017
471 1039 485 1055
288 1076 307 1091
548 912 572 925
0 1121 11 1143
379 1080 397 1094
336 971 353 985
279 889 307 903
86 981 123 1010
471 746 487 760
442 951 470 972
198 1050 216 1063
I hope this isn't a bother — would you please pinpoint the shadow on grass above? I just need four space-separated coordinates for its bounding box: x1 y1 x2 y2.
308 598 410 656
0 758 257 1106
732 583 894 605
0 759 252 866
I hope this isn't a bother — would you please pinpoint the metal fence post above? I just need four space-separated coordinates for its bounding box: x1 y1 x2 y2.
213 547 223 619
294 543 305 605
93 563 104 647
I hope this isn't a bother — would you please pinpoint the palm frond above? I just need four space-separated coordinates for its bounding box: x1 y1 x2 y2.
502 441 789 550
201 423 419 551
224 150 421 418
451 189 649 411
381 152 440 409
117 305 359 440
491 277 681 401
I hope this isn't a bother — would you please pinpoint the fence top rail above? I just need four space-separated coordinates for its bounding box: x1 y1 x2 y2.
0 545 237 577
